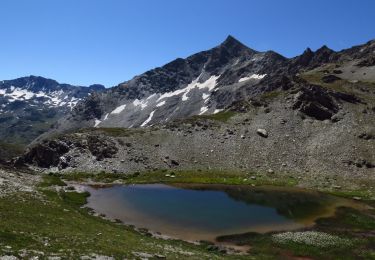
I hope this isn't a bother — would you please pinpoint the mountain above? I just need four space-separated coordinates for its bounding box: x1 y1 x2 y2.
47 36 375 136
50 36 288 132
16 37 375 181
0 76 105 156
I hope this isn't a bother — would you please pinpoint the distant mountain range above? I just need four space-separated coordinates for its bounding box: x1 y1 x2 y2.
0 76 104 154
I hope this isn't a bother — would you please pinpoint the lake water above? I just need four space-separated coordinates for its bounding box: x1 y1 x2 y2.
83 183 358 242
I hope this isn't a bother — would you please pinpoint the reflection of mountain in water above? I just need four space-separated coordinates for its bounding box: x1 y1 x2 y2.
175 184 339 222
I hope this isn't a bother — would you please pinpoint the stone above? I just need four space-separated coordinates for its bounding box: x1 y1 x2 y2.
257 129 268 138
267 169 274 174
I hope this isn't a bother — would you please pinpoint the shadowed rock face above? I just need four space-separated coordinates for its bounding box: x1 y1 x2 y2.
18 140 70 168
17 134 118 168
292 85 339 120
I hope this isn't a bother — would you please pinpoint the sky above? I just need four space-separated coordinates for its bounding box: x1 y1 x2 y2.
1 0 375 87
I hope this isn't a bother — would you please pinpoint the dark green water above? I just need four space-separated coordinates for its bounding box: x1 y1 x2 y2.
84 184 356 242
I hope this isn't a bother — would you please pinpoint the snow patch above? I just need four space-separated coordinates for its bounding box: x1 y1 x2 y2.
94 119 101 127
202 93 210 100
141 110 155 127
156 101 166 107
157 75 220 102
146 93 157 100
103 113 109 121
133 98 148 110
111 104 126 114
214 109 223 114
6 88 36 100
238 74 267 82
199 106 209 115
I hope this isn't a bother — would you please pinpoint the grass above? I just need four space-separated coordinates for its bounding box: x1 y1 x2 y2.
39 174 67 187
217 206 375 259
0 177 232 259
260 90 283 100
62 169 298 187
0 141 24 161
328 189 375 201
194 111 237 122
78 127 147 137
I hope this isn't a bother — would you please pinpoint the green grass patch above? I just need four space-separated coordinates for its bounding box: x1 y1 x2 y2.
194 111 237 122
78 127 146 137
316 207 375 231
260 90 283 100
62 169 298 187
39 174 67 187
327 189 374 201
0 141 24 161
0 189 231 259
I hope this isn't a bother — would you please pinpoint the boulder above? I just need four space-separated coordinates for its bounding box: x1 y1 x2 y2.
257 129 268 138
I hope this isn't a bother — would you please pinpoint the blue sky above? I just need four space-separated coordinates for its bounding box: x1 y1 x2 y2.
1 0 375 87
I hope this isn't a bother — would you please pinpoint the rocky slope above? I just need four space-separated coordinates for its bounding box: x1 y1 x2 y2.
18 37 375 182
0 76 105 155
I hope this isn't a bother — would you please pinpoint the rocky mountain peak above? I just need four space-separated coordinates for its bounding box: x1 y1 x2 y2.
221 35 246 48
218 35 257 55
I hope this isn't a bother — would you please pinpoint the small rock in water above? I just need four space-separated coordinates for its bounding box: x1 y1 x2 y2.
257 129 268 138
352 196 362 200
